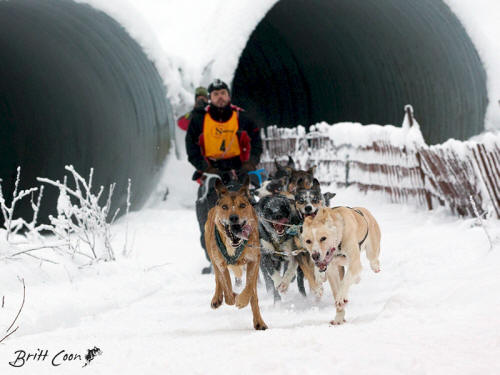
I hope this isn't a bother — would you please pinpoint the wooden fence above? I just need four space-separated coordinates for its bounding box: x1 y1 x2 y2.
258 108 500 219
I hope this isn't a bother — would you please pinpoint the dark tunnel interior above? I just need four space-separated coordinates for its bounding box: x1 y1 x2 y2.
232 0 488 145
0 0 171 223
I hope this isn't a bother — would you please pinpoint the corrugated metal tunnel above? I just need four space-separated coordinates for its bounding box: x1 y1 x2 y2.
0 0 491 223
232 0 488 144
0 0 172 222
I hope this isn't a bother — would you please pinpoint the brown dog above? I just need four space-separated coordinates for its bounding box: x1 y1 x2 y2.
301 207 381 325
204 177 268 330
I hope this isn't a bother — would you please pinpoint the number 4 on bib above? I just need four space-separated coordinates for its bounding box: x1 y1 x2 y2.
220 140 226 151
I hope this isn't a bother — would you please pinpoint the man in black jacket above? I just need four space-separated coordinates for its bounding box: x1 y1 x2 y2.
186 78 263 274
177 86 209 131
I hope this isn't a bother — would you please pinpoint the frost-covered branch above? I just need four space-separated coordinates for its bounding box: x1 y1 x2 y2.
0 167 39 241
0 165 131 266
37 165 131 262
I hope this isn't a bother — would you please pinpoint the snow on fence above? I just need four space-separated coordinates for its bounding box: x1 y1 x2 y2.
258 106 500 219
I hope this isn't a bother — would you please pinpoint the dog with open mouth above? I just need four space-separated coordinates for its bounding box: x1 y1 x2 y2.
256 194 323 302
295 178 336 219
204 177 267 330
301 206 381 325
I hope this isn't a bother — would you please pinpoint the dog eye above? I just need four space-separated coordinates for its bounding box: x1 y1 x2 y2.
320 236 327 242
222 204 228 210
239 203 246 209
297 199 304 204
312 199 319 203
305 239 312 244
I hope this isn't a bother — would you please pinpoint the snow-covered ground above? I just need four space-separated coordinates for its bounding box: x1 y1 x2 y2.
1 156 499 374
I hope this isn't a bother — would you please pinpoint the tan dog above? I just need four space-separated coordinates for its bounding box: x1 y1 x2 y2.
205 177 268 330
301 206 381 325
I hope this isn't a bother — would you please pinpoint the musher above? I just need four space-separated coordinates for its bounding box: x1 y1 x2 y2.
185 78 263 274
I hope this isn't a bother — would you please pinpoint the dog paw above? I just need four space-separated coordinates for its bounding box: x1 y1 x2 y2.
236 292 250 309
254 321 268 330
225 292 237 306
370 260 381 273
329 318 346 326
313 285 324 300
211 294 223 309
277 282 289 294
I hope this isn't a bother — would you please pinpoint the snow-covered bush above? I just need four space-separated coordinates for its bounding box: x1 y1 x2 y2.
37 165 127 262
0 165 131 264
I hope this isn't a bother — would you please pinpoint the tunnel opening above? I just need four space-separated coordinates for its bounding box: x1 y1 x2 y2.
232 0 488 145
0 0 171 222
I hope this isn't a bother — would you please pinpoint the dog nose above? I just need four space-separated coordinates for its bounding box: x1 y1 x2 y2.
311 252 320 261
305 205 313 213
229 214 239 224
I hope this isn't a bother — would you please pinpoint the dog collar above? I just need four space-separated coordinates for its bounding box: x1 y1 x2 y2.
214 226 247 265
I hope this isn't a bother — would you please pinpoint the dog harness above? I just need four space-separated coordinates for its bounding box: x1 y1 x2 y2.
332 207 369 250
214 226 247 265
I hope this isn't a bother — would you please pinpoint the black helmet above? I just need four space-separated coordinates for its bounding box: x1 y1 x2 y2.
208 79 230 94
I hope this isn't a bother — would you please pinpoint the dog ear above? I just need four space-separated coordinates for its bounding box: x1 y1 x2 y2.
324 192 336 200
325 214 335 226
315 207 328 222
308 165 316 175
215 179 228 197
287 156 295 168
239 175 250 197
323 192 336 207
312 178 321 190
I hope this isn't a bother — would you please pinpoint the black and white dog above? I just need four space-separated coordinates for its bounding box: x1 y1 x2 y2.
256 194 303 302
294 179 336 219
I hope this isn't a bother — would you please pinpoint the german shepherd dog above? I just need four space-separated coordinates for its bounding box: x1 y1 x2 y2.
301 207 381 325
204 177 268 330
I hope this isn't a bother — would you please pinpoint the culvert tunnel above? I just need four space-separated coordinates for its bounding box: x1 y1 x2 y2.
0 0 171 222
232 0 488 145
0 0 490 222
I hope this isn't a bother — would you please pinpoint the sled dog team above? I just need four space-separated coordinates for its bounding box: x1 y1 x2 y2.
204 157 381 330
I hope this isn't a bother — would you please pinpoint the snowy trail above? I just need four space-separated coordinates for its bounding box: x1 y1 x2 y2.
1 183 500 374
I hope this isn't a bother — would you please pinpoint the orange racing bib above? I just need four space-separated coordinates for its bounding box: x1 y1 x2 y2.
203 111 241 159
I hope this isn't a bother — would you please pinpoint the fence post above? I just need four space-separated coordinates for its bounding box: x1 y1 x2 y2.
345 153 350 187
416 149 433 210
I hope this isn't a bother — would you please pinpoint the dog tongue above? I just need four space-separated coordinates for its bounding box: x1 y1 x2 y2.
240 224 252 240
